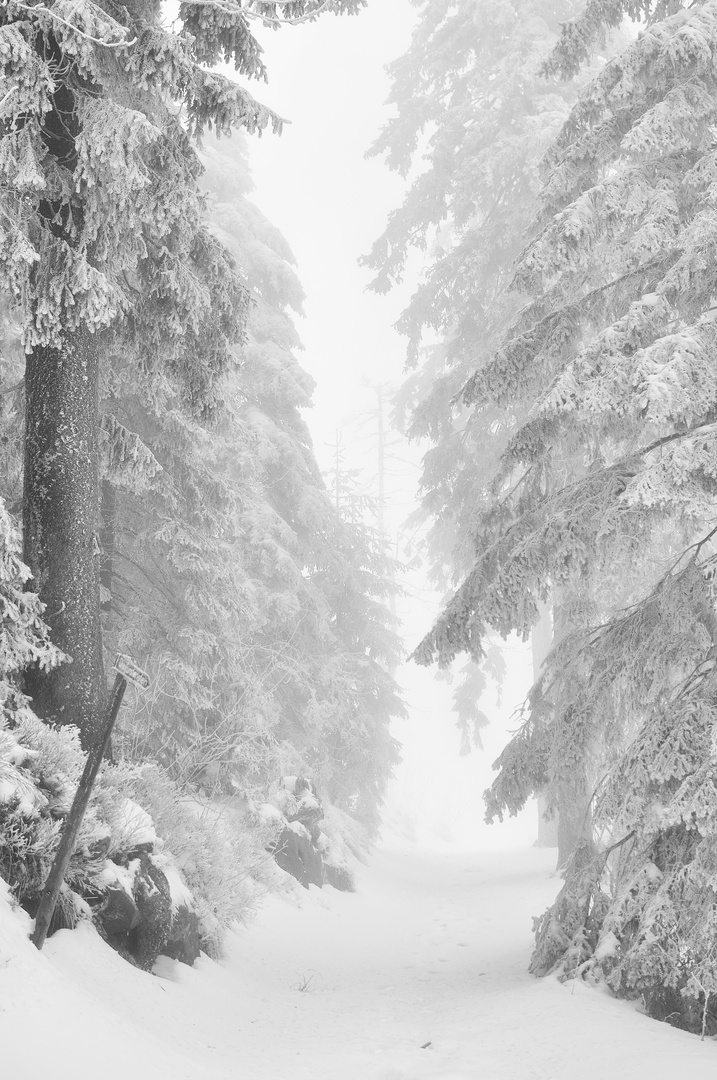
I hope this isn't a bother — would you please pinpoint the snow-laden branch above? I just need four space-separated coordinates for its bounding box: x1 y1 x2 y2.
5 1 137 48
180 0 335 27
0 84 17 110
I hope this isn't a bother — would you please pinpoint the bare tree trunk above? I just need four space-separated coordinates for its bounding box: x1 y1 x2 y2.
23 326 104 749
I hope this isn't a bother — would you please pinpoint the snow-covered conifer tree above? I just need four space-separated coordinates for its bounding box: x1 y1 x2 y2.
410 0 717 1029
98 133 402 832
365 0 585 773
0 0 362 746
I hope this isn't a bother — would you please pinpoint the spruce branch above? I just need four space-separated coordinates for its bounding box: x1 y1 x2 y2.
6 1 137 48
179 0 337 27
459 254 673 409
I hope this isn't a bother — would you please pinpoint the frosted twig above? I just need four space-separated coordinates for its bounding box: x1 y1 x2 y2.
0 85 17 110
6 1 137 48
0 205 33 243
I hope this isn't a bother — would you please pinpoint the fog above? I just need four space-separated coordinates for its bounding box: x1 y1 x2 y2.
230 5 538 851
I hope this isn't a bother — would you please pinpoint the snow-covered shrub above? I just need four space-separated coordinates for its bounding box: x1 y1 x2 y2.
0 794 60 902
1 709 298 961
0 496 288 957
0 498 68 903
103 763 286 955
0 716 114 905
1 712 126 903
0 498 64 695
11 711 83 815
0 717 287 958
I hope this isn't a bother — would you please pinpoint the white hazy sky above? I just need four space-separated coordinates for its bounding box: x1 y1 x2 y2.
241 4 539 849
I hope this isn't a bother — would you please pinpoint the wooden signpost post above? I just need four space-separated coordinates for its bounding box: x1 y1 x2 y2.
32 655 149 950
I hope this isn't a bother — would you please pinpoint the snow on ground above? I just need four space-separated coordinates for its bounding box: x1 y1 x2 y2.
2 841 716 1080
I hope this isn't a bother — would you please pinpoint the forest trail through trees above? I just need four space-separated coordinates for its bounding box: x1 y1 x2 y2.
3 843 717 1079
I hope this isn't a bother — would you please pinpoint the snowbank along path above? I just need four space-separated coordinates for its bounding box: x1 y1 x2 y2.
2 843 717 1079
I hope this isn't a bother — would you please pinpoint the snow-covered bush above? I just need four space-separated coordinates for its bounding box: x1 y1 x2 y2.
0 792 58 903
0 720 91 904
0 498 68 904
0 499 64 694
0 711 290 959
0 476 361 964
103 763 288 954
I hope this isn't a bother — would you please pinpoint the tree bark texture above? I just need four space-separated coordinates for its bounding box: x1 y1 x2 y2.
23 325 104 749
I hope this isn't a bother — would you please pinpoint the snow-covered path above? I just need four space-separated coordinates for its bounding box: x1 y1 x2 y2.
3 844 717 1079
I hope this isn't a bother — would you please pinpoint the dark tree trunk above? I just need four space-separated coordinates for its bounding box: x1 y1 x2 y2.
23 325 104 749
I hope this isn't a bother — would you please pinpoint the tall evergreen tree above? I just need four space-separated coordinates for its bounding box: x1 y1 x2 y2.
364 0 583 758
411 0 717 1030
98 132 402 830
205 135 404 826
0 0 362 747
365 0 578 580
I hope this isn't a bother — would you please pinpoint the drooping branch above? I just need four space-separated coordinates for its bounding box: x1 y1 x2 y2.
6 1 136 47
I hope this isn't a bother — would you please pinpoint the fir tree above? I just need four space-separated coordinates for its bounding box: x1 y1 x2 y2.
98 132 402 831
365 0 584 759
0 0 362 747
205 134 404 827
410 0 717 1030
